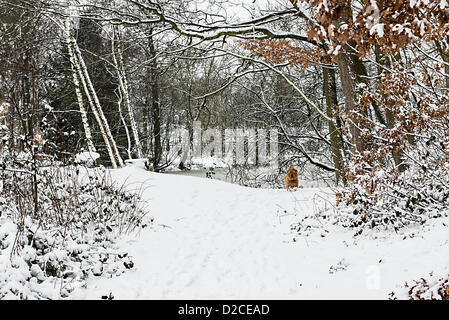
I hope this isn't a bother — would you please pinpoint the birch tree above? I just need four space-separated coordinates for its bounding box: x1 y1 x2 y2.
64 15 96 154
111 25 143 158
62 0 124 167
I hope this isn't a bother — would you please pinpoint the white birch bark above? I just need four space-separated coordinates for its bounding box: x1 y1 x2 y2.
72 33 124 167
63 0 122 168
112 26 143 158
72 45 118 168
116 86 132 159
64 17 96 154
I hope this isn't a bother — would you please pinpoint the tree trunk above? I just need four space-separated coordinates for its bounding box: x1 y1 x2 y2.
374 46 407 172
64 17 96 154
322 60 346 186
351 45 385 126
335 3 364 154
65 21 117 167
435 38 449 89
72 42 124 167
116 86 132 159
337 46 363 153
112 26 143 158
148 29 162 171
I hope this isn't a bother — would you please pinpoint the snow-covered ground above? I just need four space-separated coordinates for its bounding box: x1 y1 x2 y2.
71 161 449 299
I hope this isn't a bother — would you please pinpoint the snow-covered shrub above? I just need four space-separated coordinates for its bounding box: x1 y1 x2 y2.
288 191 337 241
337 65 449 232
74 151 100 167
390 271 449 300
40 107 81 161
336 164 449 234
0 151 151 299
0 214 137 299
225 164 283 188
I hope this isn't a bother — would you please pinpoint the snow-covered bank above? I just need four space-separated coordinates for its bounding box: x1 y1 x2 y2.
70 163 449 299
0 165 149 299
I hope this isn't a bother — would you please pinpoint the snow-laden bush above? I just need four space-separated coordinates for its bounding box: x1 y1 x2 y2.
336 155 449 234
333 64 449 233
390 270 449 300
0 214 137 299
0 151 151 299
224 164 281 188
74 151 100 167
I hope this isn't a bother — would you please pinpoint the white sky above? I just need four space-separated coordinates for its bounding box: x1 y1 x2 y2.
189 0 292 24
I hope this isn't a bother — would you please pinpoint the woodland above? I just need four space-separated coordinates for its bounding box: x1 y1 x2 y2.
0 0 449 300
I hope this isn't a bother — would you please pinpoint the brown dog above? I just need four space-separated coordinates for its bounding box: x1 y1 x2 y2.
285 168 299 191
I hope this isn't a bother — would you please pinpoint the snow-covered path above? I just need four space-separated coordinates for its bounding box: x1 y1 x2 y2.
72 164 449 299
